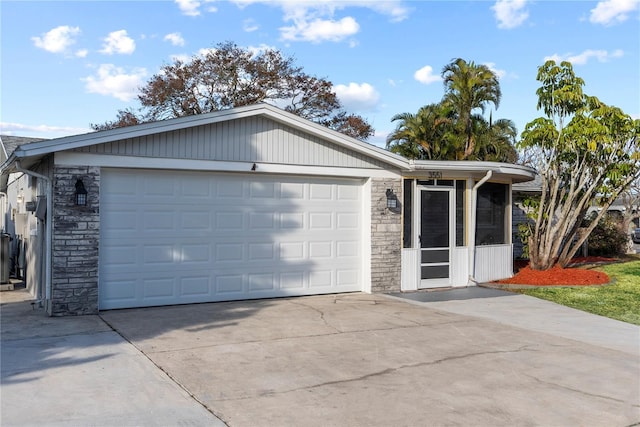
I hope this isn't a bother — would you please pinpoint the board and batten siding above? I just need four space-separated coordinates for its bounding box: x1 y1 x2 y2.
72 116 387 169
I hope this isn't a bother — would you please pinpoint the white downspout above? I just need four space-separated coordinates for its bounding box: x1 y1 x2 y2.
15 161 52 307
468 170 493 286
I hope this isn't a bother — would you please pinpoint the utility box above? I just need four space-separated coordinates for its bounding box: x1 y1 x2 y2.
1 233 10 284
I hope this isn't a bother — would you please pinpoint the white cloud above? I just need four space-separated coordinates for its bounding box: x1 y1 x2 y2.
544 49 624 65
233 1 408 43
82 64 146 101
176 0 201 16
414 65 441 84
233 0 410 21
32 25 81 54
170 54 191 63
333 82 380 111
175 0 217 16
0 122 92 138
367 1 411 22
281 16 359 43
243 18 259 32
484 62 506 79
100 30 136 55
590 0 639 25
197 47 217 57
164 32 185 46
491 0 529 29
75 49 89 58
247 43 276 57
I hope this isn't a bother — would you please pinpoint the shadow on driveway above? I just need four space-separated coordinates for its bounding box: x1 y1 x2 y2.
101 292 640 427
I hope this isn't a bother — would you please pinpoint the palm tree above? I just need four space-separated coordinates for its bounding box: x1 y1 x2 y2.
386 104 457 160
441 58 501 159
473 117 519 163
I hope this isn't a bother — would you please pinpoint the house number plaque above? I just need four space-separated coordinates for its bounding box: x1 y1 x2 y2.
427 171 443 179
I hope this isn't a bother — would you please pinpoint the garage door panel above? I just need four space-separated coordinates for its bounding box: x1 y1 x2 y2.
310 183 332 199
143 277 175 299
280 213 304 229
180 276 210 296
280 272 305 289
181 211 211 230
100 169 364 309
310 270 332 288
281 182 305 199
216 275 243 293
248 243 276 261
337 269 360 287
216 212 244 230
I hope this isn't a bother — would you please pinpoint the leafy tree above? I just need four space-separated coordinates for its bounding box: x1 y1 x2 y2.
91 108 141 132
386 103 456 159
386 59 515 162
92 41 373 140
469 116 519 163
518 60 640 270
442 58 502 158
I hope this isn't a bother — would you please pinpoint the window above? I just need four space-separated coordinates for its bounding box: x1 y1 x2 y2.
476 183 508 245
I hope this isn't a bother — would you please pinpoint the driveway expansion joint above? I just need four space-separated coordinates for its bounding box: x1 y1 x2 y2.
99 314 230 426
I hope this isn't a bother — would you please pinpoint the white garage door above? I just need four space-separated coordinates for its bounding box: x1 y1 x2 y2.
99 169 364 309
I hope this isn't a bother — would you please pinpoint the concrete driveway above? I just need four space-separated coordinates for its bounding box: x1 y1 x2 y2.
98 292 640 426
1 288 225 426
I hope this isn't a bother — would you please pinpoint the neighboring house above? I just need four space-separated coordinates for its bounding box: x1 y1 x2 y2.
511 175 639 258
511 174 541 259
0 136 47 293
0 104 535 316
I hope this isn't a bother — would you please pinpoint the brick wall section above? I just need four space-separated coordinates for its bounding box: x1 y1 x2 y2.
370 178 402 293
49 166 100 316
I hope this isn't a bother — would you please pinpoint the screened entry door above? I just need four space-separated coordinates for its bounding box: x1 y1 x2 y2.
418 188 453 288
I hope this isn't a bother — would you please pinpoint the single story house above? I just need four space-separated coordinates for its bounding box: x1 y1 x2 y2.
0 104 535 316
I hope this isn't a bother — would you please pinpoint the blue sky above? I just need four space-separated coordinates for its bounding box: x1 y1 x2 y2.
1 0 638 148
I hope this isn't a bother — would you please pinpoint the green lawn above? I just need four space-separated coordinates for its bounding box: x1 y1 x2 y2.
515 260 640 325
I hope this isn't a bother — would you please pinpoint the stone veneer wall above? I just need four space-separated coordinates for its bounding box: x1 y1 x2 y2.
49 166 100 316
370 178 402 293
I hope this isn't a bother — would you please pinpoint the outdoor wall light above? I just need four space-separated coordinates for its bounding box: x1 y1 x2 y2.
386 188 398 209
75 179 88 206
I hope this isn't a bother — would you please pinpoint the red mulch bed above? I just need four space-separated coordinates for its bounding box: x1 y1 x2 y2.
498 256 615 286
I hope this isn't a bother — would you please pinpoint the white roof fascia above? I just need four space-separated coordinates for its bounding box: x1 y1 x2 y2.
409 160 536 183
11 104 271 157
11 103 409 170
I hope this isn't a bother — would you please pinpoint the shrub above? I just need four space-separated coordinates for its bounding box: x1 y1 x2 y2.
587 217 628 257
517 222 531 259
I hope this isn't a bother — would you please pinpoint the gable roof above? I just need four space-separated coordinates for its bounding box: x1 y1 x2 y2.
0 135 47 164
512 173 542 193
1 103 536 185
2 103 409 171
